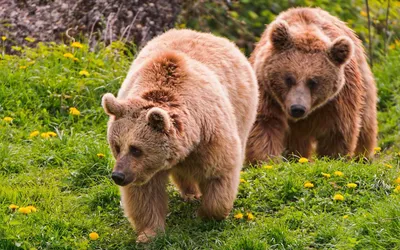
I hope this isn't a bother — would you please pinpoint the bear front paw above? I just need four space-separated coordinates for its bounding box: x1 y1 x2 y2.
136 229 156 243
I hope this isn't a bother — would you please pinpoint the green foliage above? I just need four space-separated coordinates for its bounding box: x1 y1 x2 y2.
0 39 400 249
179 0 400 57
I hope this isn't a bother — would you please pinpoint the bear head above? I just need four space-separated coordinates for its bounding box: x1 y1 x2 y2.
261 20 354 120
102 93 181 186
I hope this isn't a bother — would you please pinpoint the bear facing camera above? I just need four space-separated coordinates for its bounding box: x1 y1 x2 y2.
102 29 258 243
246 7 378 164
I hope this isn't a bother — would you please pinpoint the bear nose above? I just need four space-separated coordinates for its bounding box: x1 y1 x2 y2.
290 105 306 118
111 171 126 185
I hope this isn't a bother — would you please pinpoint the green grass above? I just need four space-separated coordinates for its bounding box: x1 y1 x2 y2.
1 42 400 250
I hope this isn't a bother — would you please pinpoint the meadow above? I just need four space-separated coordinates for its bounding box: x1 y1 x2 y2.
1 39 400 249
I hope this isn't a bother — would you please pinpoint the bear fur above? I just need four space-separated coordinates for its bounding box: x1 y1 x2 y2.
102 29 258 242
246 8 377 163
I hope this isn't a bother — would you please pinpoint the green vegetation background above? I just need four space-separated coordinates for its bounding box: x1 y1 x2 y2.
1 1 400 249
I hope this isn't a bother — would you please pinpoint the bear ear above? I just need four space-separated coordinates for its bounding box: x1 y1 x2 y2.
327 36 354 66
269 20 293 50
146 107 171 132
102 93 125 117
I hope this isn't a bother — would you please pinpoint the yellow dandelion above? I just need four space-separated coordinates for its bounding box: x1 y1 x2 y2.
73 57 79 61
240 178 246 183
246 212 254 220
19 65 27 69
263 165 273 169
69 107 81 116
29 130 40 138
63 53 74 59
40 132 50 139
304 182 314 188
394 177 400 185
322 172 331 178
18 207 31 214
360 11 368 17
26 205 37 212
24 37 36 43
384 164 393 169
347 183 357 188
234 213 243 219
333 194 345 201
97 153 105 158
1 36 6 41
3 117 13 123
47 132 57 137
394 186 400 193
71 41 84 48
343 215 349 219
89 232 99 240
9 204 19 210
79 70 90 77
334 171 344 177
390 44 396 50
298 157 308 163
374 147 381 154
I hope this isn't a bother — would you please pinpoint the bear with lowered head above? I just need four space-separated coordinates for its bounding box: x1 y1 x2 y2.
102 29 258 243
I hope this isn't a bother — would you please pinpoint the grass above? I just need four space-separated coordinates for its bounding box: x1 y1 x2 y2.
1 41 400 250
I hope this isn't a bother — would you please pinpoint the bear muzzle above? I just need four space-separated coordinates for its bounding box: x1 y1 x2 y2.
111 171 135 186
290 104 306 118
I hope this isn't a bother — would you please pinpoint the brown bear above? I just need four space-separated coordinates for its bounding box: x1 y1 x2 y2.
246 7 377 163
102 29 258 242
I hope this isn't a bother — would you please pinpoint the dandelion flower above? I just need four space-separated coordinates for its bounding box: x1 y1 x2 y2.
374 147 381 154
24 37 36 43
47 132 57 137
73 57 79 61
41 132 50 139
394 186 400 193
79 70 90 76
384 164 393 169
304 182 314 188
360 11 368 17
29 130 39 138
26 205 37 212
234 213 243 219
19 65 27 69
3 117 13 123
343 215 349 219
298 157 308 163
322 172 331 178
71 42 84 48
18 207 31 214
394 177 400 185
1 36 6 41
89 232 99 240
9 204 19 210
63 53 74 59
347 183 357 188
334 171 344 177
333 194 344 201
246 212 254 220
97 153 105 158
263 165 273 170
240 178 246 183
69 107 81 116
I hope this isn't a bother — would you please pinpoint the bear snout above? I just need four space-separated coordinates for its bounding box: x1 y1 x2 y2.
290 104 306 118
111 171 134 186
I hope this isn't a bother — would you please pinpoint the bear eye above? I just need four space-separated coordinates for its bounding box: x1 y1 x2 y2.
284 75 296 87
307 78 318 89
129 145 142 157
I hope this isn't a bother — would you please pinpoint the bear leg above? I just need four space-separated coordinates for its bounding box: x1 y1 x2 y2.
316 131 357 158
286 130 314 159
246 117 286 164
354 109 377 159
197 170 239 220
171 170 201 201
120 171 169 243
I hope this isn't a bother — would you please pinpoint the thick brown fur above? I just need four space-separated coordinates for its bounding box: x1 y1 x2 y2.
246 7 377 164
102 29 258 242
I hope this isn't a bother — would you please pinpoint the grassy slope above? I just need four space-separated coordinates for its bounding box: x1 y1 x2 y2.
1 42 400 250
